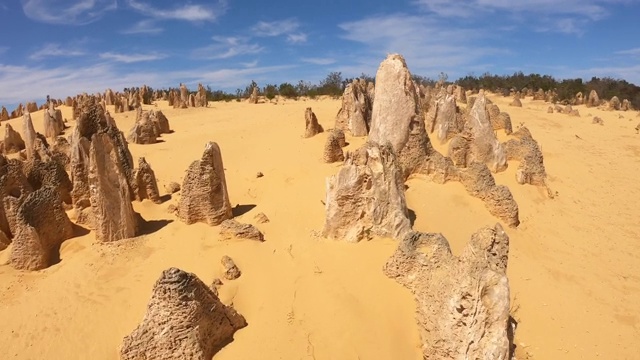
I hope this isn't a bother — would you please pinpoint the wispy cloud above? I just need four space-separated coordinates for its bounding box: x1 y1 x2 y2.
252 18 300 37
339 14 502 76
21 0 117 25
121 19 163 35
287 33 307 44
29 43 85 60
192 36 264 60
241 60 259 68
99 52 167 63
615 48 640 56
301 57 336 65
126 0 226 22
415 0 619 20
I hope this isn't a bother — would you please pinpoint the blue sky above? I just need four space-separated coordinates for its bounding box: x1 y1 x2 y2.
0 0 639 106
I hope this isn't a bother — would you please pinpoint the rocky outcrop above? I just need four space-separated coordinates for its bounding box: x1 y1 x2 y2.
9 187 74 270
322 142 411 242
221 256 241 280
487 103 513 134
383 224 512 360
621 99 632 111
0 159 34 237
2 124 25 154
220 219 264 241
533 88 545 101
502 127 548 187
131 157 161 204
334 79 373 137
195 83 208 107
0 106 9 121
127 108 159 144
303 107 324 138
509 97 522 107
22 112 37 160
88 133 139 242
26 102 38 113
458 163 520 227
323 130 345 163
25 159 73 204
426 92 462 143
586 90 600 107
575 92 584 105
120 268 247 360
609 96 621 111
464 93 507 172
43 103 65 139
151 110 171 134
177 142 233 226
368 54 419 153
248 87 258 104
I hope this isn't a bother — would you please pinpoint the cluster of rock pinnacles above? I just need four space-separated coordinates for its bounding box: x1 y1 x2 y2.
310 53 556 358
0 55 562 358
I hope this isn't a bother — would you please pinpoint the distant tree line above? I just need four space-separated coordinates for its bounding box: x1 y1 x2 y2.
454 72 640 108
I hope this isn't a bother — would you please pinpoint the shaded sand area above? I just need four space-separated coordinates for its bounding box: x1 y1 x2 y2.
0 93 639 359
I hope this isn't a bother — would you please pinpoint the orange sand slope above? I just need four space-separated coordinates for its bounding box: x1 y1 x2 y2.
0 94 639 359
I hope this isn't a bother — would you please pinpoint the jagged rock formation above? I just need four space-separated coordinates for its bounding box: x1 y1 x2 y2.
254 212 269 224
453 85 466 103
177 142 232 226
248 87 258 104
221 256 241 280
25 159 73 204
22 112 37 160
26 102 38 113
220 219 264 241
9 187 74 270
487 103 513 135
575 92 584 105
89 133 139 242
0 106 9 121
322 142 412 242
533 88 545 101
151 110 171 134
128 108 159 144
2 124 25 154
195 83 208 107
323 131 345 163
303 107 324 138
369 54 419 153
586 90 600 107
383 224 512 360
131 157 161 203
120 268 247 360
463 93 507 172
609 96 621 111
0 229 9 251
509 96 522 107
334 79 373 136
0 159 34 237
43 102 65 139
426 91 462 143
621 99 632 111
502 127 548 189
332 128 346 147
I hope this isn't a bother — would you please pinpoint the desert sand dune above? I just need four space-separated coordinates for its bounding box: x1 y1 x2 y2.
0 88 638 359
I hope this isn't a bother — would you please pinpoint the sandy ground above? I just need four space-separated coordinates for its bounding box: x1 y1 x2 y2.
0 94 638 359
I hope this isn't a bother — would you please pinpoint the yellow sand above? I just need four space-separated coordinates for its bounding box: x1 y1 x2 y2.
0 94 638 359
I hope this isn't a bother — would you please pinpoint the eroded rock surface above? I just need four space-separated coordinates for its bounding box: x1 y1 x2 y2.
177 142 232 226
3 124 25 154
131 157 161 203
10 187 74 270
120 268 247 360
220 219 264 241
502 127 548 187
303 107 324 138
322 143 411 242
335 79 373 136
383 224 512 360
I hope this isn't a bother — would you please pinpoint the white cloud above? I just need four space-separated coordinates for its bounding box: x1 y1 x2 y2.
241 60 259 68
126 0 226 22
29 43 85 60
121 19 163 35
192 36 264 60
339 14 503 77
615 48 640 56
301 57 336 65
287 33 308 44
21 0 117 25
569 64 640 85
99 52 167 63
252 18 300 37
415 0 623 20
